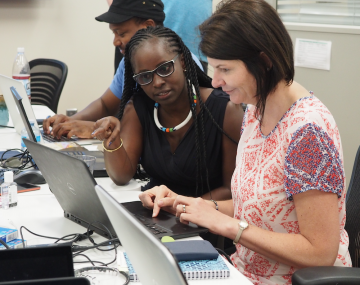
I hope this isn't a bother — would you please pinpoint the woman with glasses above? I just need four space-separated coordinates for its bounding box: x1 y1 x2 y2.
92 26 243 203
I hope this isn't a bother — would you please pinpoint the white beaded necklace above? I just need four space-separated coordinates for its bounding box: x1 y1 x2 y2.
153 86 197 132
153 102 193 133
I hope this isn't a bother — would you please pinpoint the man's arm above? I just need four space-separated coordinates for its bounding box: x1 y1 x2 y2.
43 59 125 138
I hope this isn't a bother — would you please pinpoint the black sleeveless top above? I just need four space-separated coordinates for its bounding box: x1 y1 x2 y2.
133 89 229 197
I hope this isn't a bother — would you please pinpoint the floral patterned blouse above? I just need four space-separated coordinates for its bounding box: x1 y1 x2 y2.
231 95 351 284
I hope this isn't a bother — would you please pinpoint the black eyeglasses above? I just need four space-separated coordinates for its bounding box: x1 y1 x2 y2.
133 54 179 86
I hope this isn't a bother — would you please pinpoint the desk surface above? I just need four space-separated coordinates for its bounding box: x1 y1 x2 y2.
0 120 252 285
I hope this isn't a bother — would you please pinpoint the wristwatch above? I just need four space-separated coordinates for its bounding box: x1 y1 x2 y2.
233 220 249 245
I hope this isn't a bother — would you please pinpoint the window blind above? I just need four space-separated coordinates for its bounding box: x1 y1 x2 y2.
277 0 360 26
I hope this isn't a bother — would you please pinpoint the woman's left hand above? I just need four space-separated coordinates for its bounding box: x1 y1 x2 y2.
173 196 221 232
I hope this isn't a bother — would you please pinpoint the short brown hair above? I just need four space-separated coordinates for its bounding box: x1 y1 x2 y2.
199 0 294 119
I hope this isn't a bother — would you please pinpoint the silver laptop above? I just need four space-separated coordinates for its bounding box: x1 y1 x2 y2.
0 74 78 143
0 74 39 135
95 185 188 285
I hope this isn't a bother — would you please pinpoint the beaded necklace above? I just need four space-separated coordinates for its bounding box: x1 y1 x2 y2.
153 93 197 133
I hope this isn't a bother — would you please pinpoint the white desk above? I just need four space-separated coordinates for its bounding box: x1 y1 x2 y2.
0 123 252 285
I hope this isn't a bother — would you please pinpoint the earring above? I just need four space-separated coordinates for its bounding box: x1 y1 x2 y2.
183 69 187 72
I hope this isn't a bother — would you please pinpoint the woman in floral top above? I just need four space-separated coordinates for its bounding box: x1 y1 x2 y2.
139 0 351 283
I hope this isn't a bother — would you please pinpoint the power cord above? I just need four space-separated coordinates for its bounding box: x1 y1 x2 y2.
0 238 10 249
0 149 37 172
16 225 129 285
215 247 234 266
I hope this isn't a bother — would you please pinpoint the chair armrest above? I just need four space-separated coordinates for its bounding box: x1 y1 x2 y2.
292 266 360 285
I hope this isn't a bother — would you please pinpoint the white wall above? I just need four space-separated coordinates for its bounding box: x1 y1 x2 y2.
0 0 114 115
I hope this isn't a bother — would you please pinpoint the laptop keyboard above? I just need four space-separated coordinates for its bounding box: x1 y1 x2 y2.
41 131 76 142
135 215 170 235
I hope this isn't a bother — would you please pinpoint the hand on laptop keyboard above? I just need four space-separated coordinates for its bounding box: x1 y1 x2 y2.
43 115 96 139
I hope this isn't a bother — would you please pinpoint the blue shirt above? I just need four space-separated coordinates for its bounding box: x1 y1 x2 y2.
163 0 212 63
110 53 203 99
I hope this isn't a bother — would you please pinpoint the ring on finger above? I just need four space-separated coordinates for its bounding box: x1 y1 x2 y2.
183 204 186 213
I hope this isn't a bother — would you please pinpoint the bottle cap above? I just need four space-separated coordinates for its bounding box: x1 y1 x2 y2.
17 47 25 53
4 171 14 183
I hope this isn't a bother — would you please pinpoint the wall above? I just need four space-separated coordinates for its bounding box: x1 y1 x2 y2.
0 0 114 115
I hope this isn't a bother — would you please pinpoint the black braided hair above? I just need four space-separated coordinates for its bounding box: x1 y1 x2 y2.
118 26 236 196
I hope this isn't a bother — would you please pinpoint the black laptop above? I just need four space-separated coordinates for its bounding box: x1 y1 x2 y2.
23 139 208 240
0 244 75 283
10 86 107 177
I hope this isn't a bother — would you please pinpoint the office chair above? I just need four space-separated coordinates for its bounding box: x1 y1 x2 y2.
29 58 68 113
292 145 360 284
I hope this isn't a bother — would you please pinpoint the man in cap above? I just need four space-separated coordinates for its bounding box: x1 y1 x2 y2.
43 0 203 139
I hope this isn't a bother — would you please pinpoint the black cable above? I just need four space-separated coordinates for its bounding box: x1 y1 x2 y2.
215 247 234 266
0 238 10 249
72 238 120 252
18 223 117 267
72 254 107 266
0 125 14 128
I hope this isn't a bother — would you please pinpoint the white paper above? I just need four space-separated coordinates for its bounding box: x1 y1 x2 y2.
294 38 332 71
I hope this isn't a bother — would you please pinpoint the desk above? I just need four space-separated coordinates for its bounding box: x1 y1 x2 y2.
0 127 252 285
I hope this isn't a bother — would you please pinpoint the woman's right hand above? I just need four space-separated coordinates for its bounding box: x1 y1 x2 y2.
92 116 121 148
139 185 178 217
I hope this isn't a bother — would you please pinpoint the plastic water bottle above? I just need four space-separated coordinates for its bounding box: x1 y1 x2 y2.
12 47 31 102
1 175 10 210
21 120 41 150
4 171 17 208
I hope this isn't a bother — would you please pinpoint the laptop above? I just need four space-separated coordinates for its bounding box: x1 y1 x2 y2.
95 185 188 285
23 138 207 240
0 244 74 282
0 74 75 143
11 86 108 178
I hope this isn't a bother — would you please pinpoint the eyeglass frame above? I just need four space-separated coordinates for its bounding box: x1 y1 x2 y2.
132 54 180 86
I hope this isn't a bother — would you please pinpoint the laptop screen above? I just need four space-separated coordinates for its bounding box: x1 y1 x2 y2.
10 86 37 143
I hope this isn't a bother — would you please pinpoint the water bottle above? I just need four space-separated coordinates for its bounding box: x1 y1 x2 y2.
12 47 31 102
21 120 41 150
1 175 10 210
4 171 17 208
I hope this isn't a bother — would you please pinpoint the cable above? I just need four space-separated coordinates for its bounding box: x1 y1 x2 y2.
72 221 118 266
215 247 234 266
0 149 37 171
18 223 117 267
0 238 10 249
0 125 14 128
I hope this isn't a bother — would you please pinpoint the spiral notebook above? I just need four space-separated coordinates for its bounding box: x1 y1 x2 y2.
120 252 230 281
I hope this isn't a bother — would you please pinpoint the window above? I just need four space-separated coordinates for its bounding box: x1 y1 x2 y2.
277 0 360 26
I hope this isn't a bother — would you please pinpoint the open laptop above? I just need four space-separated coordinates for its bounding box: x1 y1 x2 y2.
95 185 188 285
0 74 75 143
11 86 107 178
0 244 74 282
23 138 208 240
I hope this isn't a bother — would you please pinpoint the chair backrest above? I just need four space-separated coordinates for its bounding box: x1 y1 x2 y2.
345 145 360 267
29 58 68 113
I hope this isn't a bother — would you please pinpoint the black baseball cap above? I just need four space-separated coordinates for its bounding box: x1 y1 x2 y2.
95 0 165 24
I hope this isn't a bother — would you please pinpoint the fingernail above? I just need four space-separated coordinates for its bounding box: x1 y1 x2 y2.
91 131 96 136
108 141 112 147
158 200 163 206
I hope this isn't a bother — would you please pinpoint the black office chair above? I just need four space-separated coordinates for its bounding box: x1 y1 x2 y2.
292 145 360 284
29 58 68 113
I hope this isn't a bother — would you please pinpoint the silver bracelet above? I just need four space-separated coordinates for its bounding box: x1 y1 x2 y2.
210 199 218 211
